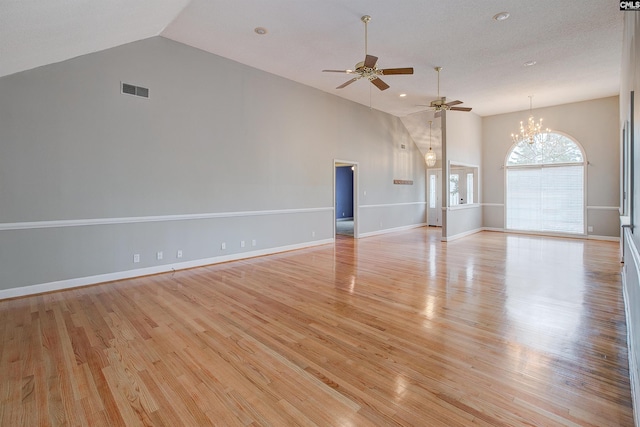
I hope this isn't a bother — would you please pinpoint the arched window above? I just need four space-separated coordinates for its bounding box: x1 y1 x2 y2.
505 132 585 234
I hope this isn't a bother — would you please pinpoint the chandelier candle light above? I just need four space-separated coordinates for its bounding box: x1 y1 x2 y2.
512 95 549 144
425 120 436 167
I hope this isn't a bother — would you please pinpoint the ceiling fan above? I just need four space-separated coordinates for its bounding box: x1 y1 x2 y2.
423 67 472 118
322 15 414 91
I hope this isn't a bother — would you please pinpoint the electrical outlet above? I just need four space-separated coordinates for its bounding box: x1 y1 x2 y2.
177 249 183 258
312 231 315 237
133 254 140 263
241 241 245 248
588 226 593 233
221 242 226 250
252 239 257 247
157 251 163 260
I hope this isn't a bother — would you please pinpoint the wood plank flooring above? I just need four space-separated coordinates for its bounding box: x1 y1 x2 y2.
0 229 634 426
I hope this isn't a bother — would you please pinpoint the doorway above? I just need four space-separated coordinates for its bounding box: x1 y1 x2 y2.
427 169 442 226
334 160 358 238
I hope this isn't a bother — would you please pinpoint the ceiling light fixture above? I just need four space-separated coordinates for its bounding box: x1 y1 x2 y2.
511 95 549 145
254 27 268 35
425 120 436 167
492 12 510 21
523 60 537 67
399 93 407 97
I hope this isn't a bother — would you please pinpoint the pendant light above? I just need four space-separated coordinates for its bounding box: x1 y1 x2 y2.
425 120 436 167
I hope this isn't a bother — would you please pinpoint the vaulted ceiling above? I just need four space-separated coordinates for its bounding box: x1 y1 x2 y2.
1 1 623 155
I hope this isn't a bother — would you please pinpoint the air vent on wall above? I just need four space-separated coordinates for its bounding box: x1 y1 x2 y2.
121 82 149 98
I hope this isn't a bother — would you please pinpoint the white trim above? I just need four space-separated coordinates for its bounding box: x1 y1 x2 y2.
447 204 481 211
622 228 640 427
441 227 483 242
448 161 478 169
506 161 586 169
334 159 359 238
482 203 504 207
0 207 334 231
478 227 619 241
586 205 622 211
587 235 620 242
358 223 426 238
359 201 426 209
0 238 334 300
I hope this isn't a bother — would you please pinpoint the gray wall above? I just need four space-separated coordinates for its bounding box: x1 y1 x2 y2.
0 37 426 295
482 96 620 238
442 110 483 240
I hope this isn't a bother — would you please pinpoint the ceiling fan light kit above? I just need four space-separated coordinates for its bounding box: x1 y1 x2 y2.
322 15 414 91
416 67 473 118
430 67 472 117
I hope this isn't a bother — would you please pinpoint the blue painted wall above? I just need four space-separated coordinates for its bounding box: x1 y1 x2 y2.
336 166 353 219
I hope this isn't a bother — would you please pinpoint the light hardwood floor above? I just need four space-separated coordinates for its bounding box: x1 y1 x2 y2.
0 229 633 426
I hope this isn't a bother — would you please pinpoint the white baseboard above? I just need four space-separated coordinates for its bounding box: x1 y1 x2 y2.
441 227 483 242
358 223 426 238
0 238 334 300
479 227 619 242
587 234 620 242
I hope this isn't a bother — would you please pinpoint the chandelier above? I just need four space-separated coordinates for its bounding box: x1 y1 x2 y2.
511 96 549 144
425 120 436 167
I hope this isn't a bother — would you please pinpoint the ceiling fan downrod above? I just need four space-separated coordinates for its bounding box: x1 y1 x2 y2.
362 15 371 57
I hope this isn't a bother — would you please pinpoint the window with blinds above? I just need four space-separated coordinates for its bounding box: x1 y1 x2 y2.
505 133 585 234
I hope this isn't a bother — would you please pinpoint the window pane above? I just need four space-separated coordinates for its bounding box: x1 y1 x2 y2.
507 133 583 166
466 173 474 204
429 175 436 209
450 174 459 206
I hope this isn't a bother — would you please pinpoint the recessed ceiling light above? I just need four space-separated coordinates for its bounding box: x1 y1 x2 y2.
523 60 537 67
254 27 268 35
492 12 510 21
399 93 407 97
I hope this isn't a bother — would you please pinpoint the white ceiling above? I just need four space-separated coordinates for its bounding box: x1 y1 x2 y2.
1 0 623 155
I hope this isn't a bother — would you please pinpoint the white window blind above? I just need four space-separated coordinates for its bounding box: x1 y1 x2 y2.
466 173 474 204
506 165 584 234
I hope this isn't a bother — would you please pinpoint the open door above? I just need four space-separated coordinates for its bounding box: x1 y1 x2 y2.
427 169 442 226
334 160 358 237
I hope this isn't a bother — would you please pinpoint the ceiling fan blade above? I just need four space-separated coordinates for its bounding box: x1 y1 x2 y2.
445 100 463 107
336 77 359 89
364 54 378 68
434 111 442 118
323 69 354 73
450 107 473 112
370 77 389 91
380 67 414 75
